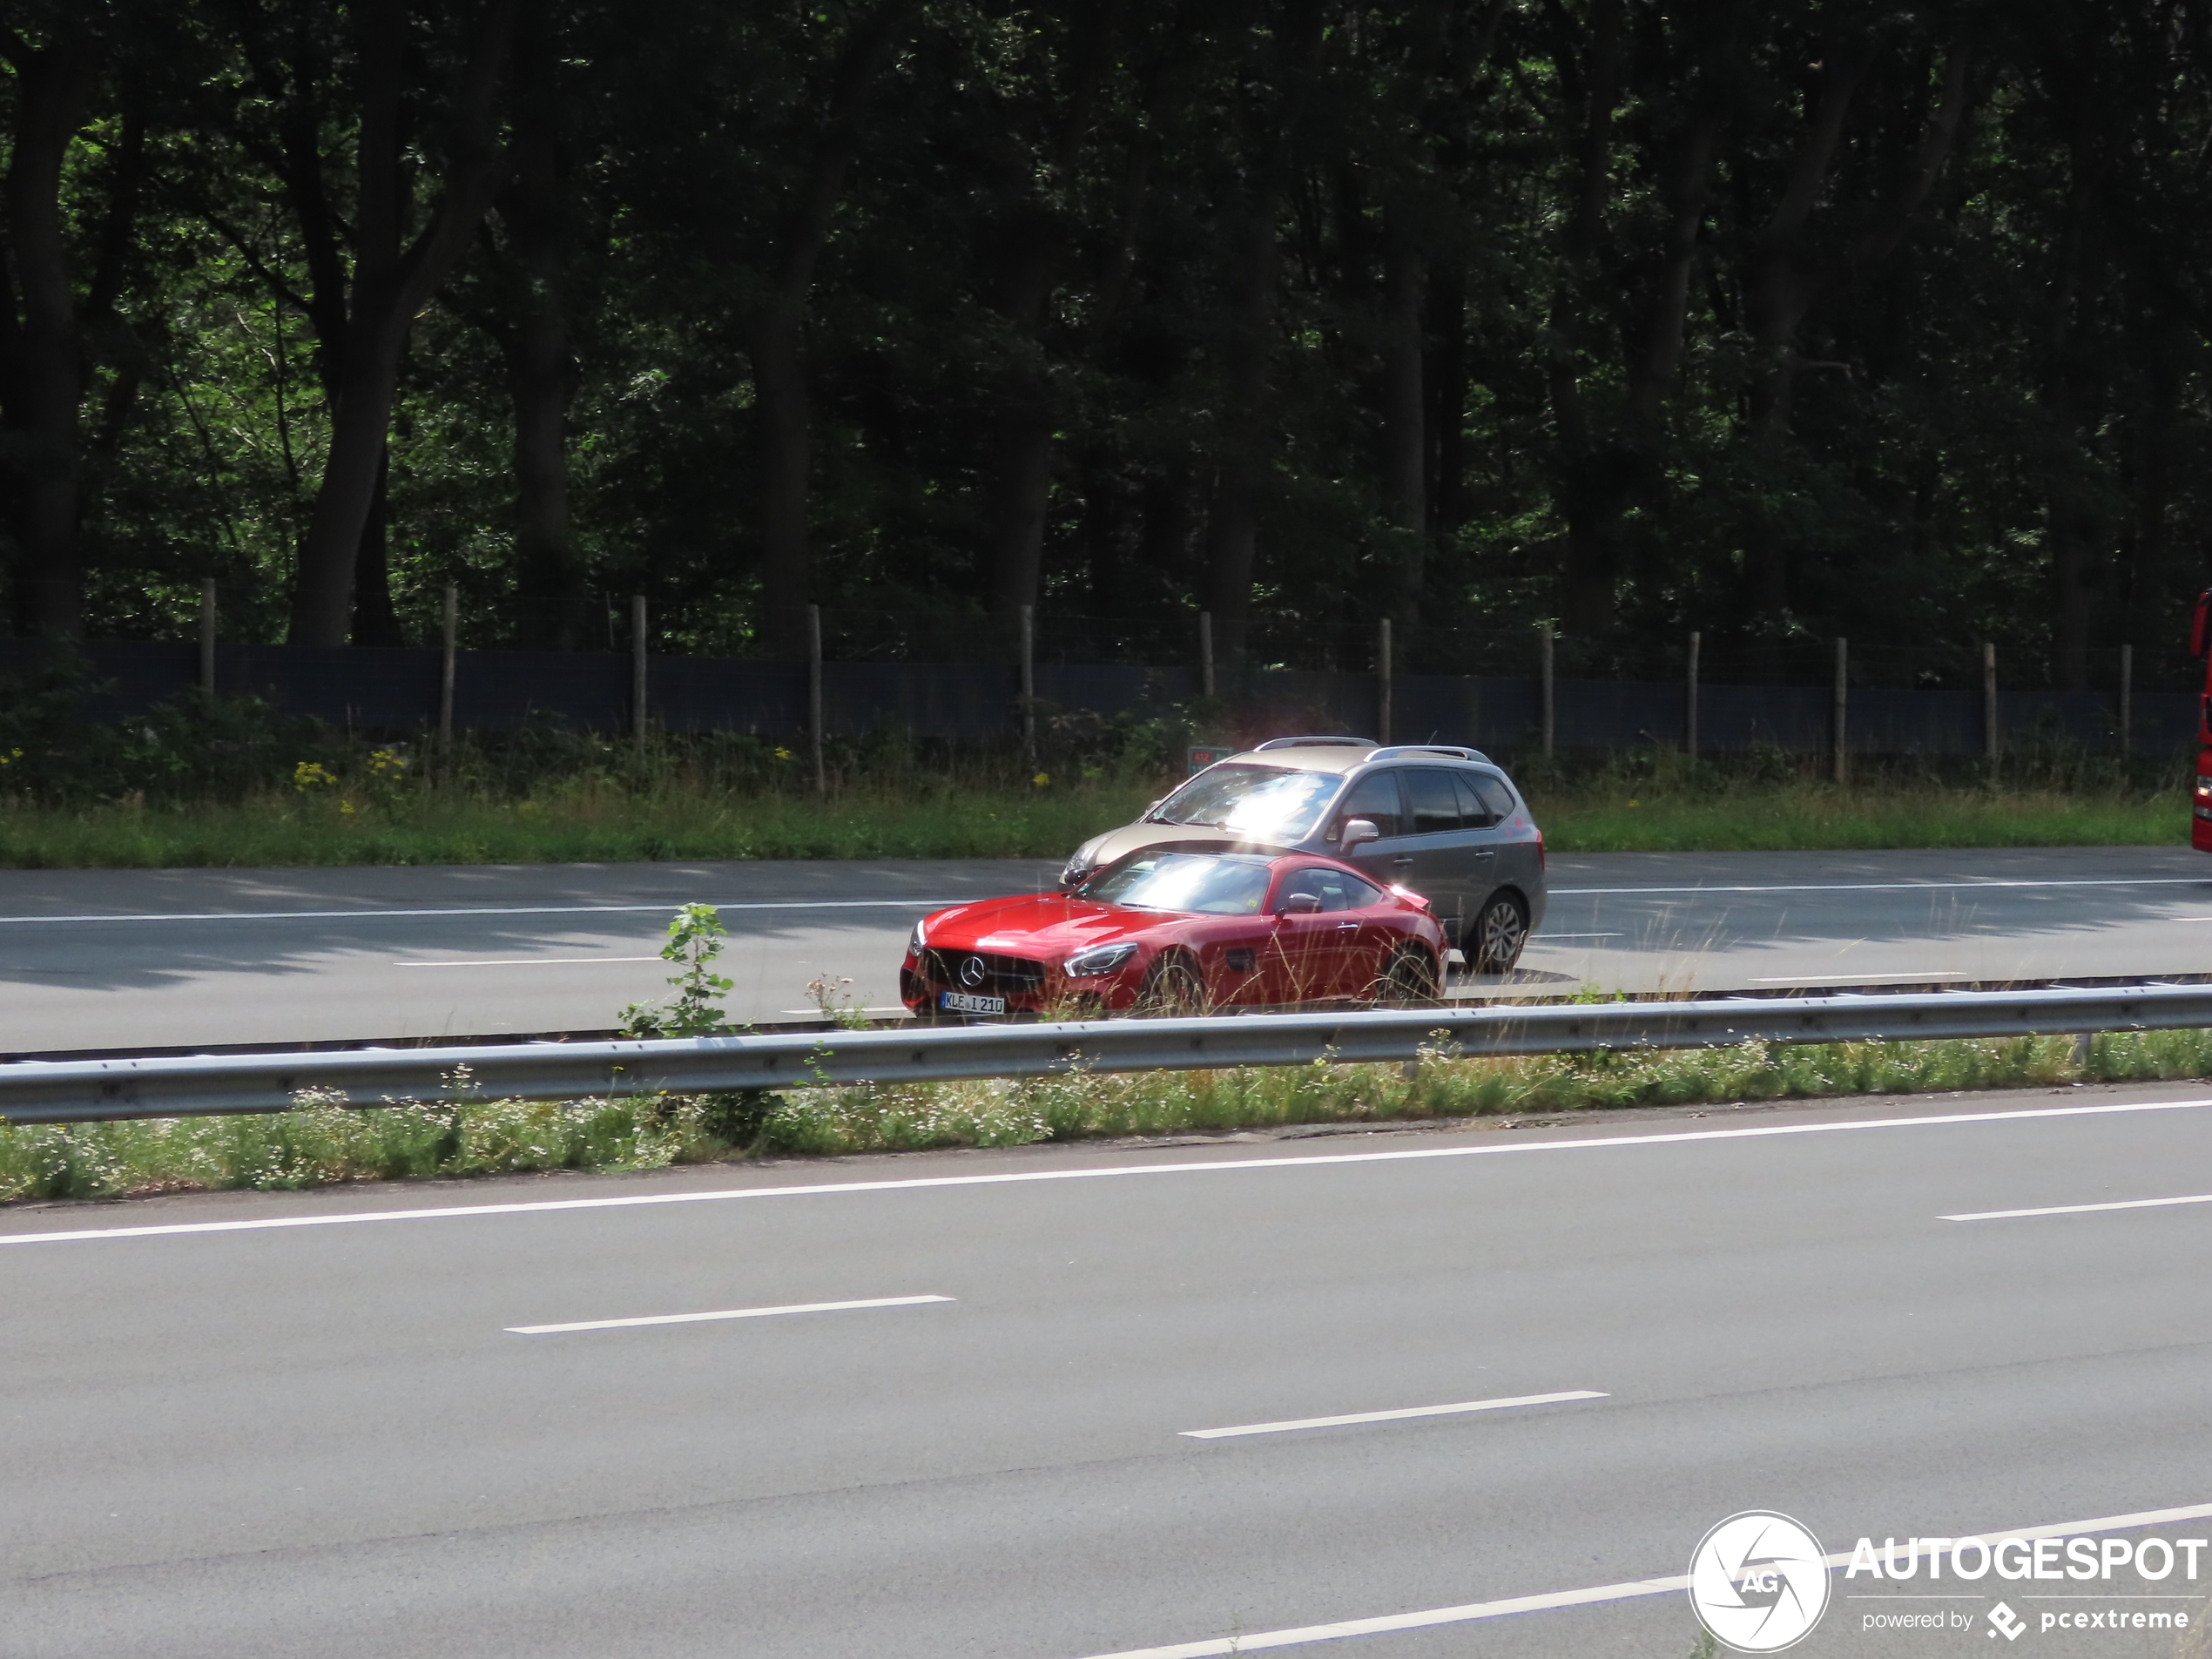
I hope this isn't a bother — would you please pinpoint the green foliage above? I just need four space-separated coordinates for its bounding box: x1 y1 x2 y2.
620 904 735 1038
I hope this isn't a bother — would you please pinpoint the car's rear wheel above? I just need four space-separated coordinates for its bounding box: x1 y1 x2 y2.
1374 943 1440 1004
1470 890 1530 974
1135 952 1209 1016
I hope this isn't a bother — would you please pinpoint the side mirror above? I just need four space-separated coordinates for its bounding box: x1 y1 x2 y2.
1278 892 1323 914
1339 818 1380 851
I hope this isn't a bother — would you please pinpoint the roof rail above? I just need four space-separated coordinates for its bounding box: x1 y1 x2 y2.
1252 735 1379 751
1367 745 1490 763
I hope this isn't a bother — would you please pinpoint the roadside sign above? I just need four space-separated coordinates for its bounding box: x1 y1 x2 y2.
1187 745 1230 773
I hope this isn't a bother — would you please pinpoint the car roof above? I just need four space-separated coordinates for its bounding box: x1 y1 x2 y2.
1217 741 1499 777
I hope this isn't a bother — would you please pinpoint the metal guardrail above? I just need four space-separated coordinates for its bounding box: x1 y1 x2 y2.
4 982 2211 1126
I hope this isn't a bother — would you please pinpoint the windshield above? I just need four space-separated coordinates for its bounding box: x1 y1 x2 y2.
1080 852 1273 915
1146 764 1341 840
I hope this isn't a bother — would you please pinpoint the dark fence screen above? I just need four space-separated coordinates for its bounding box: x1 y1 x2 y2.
0 637 2193 757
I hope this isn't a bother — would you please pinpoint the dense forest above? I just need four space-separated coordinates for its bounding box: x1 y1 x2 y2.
3 0 2211 691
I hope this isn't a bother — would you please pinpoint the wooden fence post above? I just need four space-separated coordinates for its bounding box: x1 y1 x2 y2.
1019 603 1035 764
1537 624 1554 756
1831 637 1849 786
1198 611 1214 699
198 578 217 696
808 603 826 795
1684 630 1700 759
631 595 648 752
439 584 458 748
1982 641 2000 766
1378 617 1393 745
2120 643 2133 754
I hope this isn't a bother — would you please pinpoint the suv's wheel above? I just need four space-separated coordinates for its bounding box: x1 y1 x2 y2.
1470 890 1530 974
1374 943 1440 1004
1135 952 1209 1016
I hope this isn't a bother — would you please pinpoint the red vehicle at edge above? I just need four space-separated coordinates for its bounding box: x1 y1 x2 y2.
2196 590 2212 853
900 849 1448 1020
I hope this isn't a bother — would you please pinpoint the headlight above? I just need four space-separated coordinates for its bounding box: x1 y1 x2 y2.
907 921 926 954
1063 941 1138 977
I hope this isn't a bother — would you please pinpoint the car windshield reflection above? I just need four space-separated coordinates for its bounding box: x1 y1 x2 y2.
1081 852 1273 915
1146 765 1341 840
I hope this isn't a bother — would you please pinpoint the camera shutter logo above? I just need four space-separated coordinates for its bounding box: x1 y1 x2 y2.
959 954 988 988
1688 1511 1831 1652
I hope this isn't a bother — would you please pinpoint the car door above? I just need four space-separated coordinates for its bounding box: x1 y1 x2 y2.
1393 767 1493 937
1464 770 1527 907
1329 768 1416 896
1258 866 1362 1002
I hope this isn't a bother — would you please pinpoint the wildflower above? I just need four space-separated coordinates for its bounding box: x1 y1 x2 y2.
0 747 21 767
339 799 358 815
293 760 336 792
774 745 793 761
1628 799 1640 807
367 748 408 777
1032 771 1050 787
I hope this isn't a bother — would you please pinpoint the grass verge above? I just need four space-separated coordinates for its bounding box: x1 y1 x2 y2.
0 773 2185 867
6 1028 2206 1206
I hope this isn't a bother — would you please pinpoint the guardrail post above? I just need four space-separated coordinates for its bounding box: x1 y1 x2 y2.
1537 623 1554 756
198 577 216 696
631 595 648 752
1831 637 1848 786
1684 630 1699 759
439 583 458 749
1983 641 2000 769
1198 610 1215 699
808 602 826 794
1378 617 1393 745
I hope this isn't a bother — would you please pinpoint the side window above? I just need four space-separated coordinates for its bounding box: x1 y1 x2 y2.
1452 772 1497 828
1280 867 1386 912
1333 872 1386 910
1406 769 1464 835
1471 772 1518 820
1332 771 1404 839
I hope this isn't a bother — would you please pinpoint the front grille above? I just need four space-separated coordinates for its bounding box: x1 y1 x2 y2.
918 948 1048 996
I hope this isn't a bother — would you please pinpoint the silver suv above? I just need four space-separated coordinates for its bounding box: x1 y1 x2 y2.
1061 737 1546 973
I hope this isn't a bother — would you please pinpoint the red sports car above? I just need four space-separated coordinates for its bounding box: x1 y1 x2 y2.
900 848 1449 1020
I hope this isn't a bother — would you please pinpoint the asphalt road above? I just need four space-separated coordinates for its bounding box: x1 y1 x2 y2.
3 845 2211 1052
8 1082 2212 1656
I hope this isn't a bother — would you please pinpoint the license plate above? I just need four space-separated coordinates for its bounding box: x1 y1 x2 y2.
939 991 1007 1015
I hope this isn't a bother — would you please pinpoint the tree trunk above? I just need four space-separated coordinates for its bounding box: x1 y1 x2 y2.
1380 208 1425 629
499 6 582 650
287 0 518 646
0 24 104 637
1207 199 1278 671
349 448 404 645
1426 262 1466 537
747 303 813 656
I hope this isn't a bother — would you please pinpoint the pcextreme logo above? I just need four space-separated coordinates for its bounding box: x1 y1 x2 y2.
1689 1511 1832 1653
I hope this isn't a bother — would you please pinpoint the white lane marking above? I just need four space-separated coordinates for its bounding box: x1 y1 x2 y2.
7 1094 2210 1249
1553 877 2209 897
396 956 662 968
0 898 979 926
508 1293 952 1334
1180 1390 1605 1439
1070 1499 2212 1658
1523 933 1620 942
1943 1193 2212 1222
1750 970 1972 984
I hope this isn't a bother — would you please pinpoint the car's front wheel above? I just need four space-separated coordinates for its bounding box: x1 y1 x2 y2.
1469 890 1530 974
1374 943 1440 1004
1134 952 1210 1016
